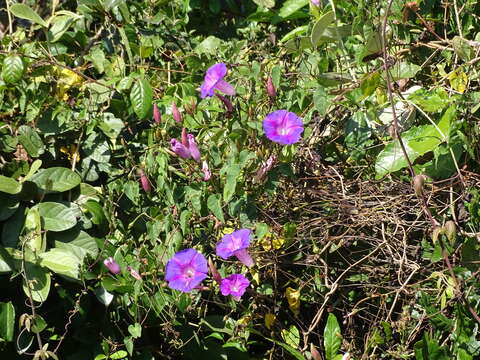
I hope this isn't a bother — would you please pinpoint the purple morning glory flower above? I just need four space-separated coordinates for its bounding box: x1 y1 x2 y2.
263 110 304 145
200 63 236 98
311 0 320 6
104 257 121 274
220 274 250 300
170 138 191 159
165 248 208 292
216 228 254 267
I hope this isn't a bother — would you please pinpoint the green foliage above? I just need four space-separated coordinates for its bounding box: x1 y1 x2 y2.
1 0 480 359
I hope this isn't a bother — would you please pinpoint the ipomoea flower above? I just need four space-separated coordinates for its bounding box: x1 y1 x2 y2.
104 257 121 274
170 138 191 159
187 134 201 162
165 248 208 292
200 63 236 98
216 229 254 267
220 274 250 300
311 0 320 6
263 110 303 145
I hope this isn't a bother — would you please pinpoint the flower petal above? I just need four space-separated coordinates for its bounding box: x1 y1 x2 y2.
214 80 236 96
200 63 227 98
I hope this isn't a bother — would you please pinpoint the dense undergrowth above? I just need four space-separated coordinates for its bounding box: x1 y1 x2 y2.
1 0 480 359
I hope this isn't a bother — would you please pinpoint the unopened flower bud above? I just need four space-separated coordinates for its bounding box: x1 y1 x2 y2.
127 266 142 280
185 99 197 115
413 174 425 196
138 168 151 193
266 76 276 99
153 103 161 124
172 103 182 123
202 160 211 181
181 127 188 147
444 220 456 244
208 258 222 285
310 344 321 360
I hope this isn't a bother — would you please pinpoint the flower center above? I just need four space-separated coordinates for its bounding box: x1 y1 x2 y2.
184 267 195 279
278 127 289 136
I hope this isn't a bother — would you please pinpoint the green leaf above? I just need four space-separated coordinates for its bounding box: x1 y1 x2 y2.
284 36 313 53
31 167 81 193
0 175 22 194
281 325 300 349
24 207 45 252
23 262 51 303
39 248 81 279
375 106 455 178
2 55 24 84
311 11 335 46
128 323 142 339
17 125 44 158
110 350 128 359
98 113 124 139
324 313 342 360
408 88 450 112
252 0 275 8
207 194 224 223
24 159 42 181
223 164 241 203
30 314 47 333
9 4 47 27
2 206 26 248
0 302 15 342
53 229 99 260
94 287 114 306
48 15 76 42
37 202 77 232
130 78 153 119
389 62 421 81
278 0 309 18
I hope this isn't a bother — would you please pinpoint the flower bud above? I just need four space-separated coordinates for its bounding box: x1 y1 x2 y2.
153 103 161 124
413 174 425 196
185 99 197 115
208 258 222 284
310 344 321 360
104 257 121 274
311 0 320 6
266 76 276 99
444 220 456 244
127 266 142 280
172 103 182 123
138 169 152 193
202 161 211 181
181 127 188 147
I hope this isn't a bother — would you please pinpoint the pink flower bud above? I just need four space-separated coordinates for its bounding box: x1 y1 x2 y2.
181 127 188 147
266 76 276 98
138 169 151 193
187 134 201 162
127 266 142 280
215 93 233 113
208 258 222 285
202 161 211 181
170 138 191 159
311 0 320 6
153 103 161 124
104 257 121 274
172 103 182 123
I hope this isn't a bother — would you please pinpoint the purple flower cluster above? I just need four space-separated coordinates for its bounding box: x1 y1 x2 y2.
170 129 201 162
164 228 254 299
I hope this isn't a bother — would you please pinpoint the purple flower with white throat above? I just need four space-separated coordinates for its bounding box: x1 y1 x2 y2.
263 110 303 145
165 248 208 292
104 257 121 274
220 274 250 300
200 63 236 98
216 228 254 267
